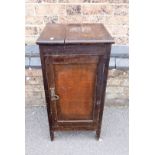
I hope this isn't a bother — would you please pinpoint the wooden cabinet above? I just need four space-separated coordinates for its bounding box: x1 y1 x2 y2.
36 23 114 141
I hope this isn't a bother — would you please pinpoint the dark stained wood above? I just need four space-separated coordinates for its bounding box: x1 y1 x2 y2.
51 55 99 64
43 44 107 55
96 44 112 139
37 23 114 141
39 46 54 140
36 23 114 45
65 24 114 44
45 56 58 128
36 24 65 45
53 126 96 131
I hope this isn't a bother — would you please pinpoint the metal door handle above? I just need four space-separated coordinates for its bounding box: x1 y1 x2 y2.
50 88 59 101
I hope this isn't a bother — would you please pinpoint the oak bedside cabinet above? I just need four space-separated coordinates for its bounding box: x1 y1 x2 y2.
36 23 114 141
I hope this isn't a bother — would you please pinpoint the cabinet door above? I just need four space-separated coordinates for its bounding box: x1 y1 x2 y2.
45 55 99 125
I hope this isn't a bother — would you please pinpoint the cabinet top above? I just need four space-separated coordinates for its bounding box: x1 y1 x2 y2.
36 23 114 45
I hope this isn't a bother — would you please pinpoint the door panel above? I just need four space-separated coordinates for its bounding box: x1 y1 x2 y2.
54 63 97 120
46 55 98 122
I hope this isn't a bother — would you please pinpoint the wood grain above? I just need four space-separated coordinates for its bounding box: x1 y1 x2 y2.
37 24 114 140
36 23 114 45
54 63 97 120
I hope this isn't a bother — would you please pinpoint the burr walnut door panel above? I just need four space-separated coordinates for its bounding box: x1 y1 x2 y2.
45 55 99 123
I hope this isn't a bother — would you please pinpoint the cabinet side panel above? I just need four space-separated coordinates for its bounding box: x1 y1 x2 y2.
54 63 97 120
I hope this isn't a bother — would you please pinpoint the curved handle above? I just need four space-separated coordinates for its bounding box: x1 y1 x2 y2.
50 88 59 101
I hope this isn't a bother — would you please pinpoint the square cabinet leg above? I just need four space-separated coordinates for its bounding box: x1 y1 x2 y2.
96 129 101 140
50 131 54 141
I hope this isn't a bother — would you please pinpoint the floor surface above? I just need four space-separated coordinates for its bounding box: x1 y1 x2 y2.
25 106 129 155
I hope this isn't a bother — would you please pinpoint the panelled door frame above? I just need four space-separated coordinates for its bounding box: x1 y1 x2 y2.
44 54 105 127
